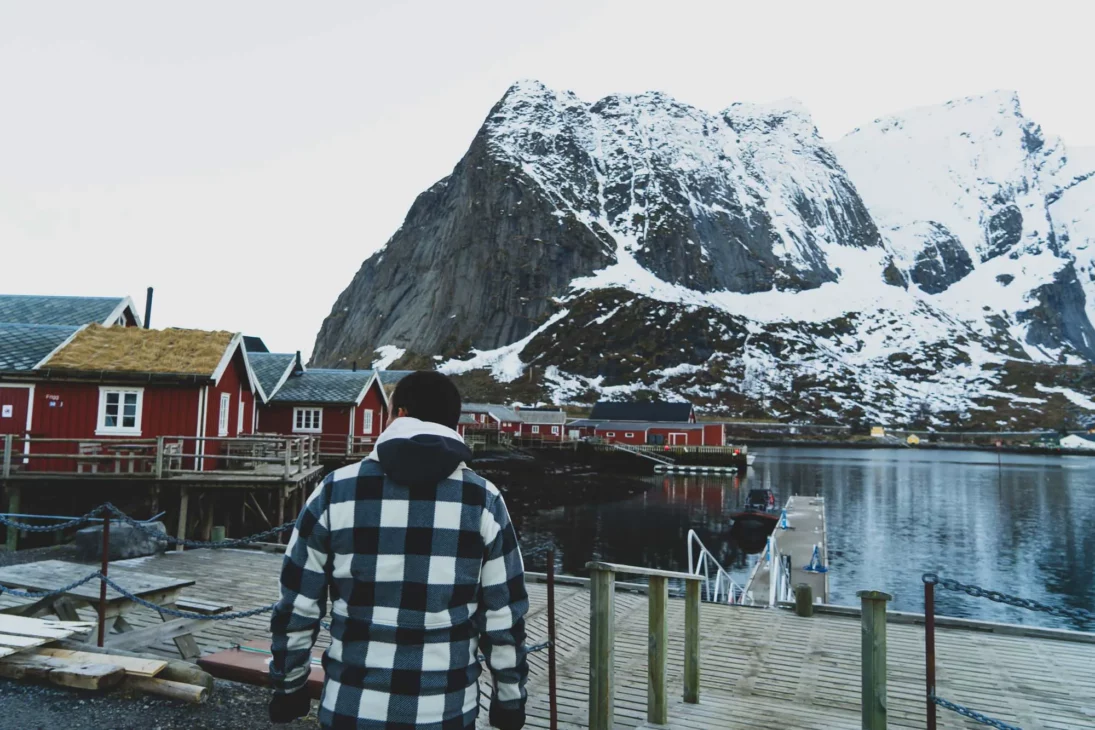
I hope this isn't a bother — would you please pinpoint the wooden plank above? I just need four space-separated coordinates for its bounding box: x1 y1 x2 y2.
0 615 96 632
683 580 700 704
0 633 51 649
35 647 166 678
124 676 207 704
647 575 668 725
0 616 89 640
586 562 703 582
588 567 615 730
0 653 125 690
0 560 194 602
103 618 198 653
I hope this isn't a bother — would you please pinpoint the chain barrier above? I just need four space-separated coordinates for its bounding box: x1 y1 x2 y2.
105 504 295 549
96 573 278 620
0 506 106 533
931 695 1021 730
923 573 1094 622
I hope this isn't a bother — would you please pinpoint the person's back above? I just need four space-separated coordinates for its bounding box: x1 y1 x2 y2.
269 372 528 729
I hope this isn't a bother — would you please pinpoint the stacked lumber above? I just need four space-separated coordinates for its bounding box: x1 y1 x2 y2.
0 617 212 703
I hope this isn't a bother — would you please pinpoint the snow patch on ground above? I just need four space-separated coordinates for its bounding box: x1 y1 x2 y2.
371 345 407 370
439 309 570 382
1034 384 1095 410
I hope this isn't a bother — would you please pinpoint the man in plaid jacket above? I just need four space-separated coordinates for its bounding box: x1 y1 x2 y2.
269 371 529 729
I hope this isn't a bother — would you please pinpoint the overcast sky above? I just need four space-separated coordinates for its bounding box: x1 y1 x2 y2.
2 1 1092 358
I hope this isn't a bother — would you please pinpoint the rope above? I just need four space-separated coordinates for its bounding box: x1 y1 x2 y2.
0 506 106 533
923 573 1094 622
97 573 278 620
931 695 1022 730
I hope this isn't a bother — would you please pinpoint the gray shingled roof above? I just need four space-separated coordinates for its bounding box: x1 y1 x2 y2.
0 323 80 372
458 413 478 425
271 368 375 405
378 370 415 385
249 352 298 400
517 409 567 425
0 295 131 327
462 403 521 423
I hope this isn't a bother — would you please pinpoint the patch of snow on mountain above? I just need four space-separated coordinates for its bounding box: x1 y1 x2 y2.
439 308 570 382
1034 384 1095 410
371 345 406 370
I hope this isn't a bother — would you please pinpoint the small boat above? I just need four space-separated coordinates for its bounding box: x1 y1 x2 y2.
731 488 779 524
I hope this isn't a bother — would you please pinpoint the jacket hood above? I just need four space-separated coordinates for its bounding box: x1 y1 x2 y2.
368 417 472 488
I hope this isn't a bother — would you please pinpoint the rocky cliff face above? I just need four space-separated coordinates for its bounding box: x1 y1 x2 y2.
312 83 1095 428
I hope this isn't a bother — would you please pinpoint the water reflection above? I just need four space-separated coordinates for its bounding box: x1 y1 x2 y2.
515 447 1095 631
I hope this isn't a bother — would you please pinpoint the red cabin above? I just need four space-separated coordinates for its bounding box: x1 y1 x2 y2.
514 407 567 441
3 324 258 473
251 354 389 458
460 404 522 436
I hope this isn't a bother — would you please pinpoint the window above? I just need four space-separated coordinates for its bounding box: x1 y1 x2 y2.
551 426 559 435
531 425 540 434
218 393 231 436
362 409 374 434
293 407 322 433
605 432 615 438
625 432 635 438
97 387 143 435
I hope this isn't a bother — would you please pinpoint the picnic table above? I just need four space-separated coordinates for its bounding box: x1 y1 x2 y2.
0 560 201 659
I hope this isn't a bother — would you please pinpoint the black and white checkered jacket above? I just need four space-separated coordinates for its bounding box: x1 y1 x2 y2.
270 417 529 729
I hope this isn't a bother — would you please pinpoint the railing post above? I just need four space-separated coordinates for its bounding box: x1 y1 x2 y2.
154 436 164 479
2 434 11 479
283 439 291 479
684 578 700 704
588 566 615 730
858 590 893 730
647 575 668 725
547 548 558 730
925 580 937 730
4 485 20 551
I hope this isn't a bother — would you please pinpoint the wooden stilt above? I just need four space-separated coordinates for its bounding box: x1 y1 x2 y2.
175 487 189 552
5 486 21 552
276 488 286 543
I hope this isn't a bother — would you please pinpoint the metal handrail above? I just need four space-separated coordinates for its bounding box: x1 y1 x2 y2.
686 529 747 605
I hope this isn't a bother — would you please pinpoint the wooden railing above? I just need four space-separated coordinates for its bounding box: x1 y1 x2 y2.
586 561 703 729
314 434 376 459
0 434 319 480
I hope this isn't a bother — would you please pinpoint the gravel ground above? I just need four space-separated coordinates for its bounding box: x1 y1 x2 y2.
0 677 320 729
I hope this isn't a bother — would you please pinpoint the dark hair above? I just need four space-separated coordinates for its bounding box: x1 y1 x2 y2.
391 371 462 430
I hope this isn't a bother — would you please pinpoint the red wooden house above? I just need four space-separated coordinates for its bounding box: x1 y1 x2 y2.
569 400 725 446
4 324 259 472
460 403 522 436
514 407 567 441
250 355 388 456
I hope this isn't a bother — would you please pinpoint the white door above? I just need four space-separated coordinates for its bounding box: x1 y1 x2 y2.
669 432 688 445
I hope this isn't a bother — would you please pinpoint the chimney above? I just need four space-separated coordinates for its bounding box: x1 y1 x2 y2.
143 287 154 329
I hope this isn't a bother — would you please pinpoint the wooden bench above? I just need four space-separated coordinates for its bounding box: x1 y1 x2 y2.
174 599 232 616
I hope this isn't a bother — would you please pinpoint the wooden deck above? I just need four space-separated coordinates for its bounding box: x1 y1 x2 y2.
4 548 1091 729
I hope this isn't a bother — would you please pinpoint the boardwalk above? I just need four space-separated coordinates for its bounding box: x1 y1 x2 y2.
3 548 1092 729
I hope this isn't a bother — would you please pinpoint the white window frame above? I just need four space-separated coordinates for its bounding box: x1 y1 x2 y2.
237 394 245 434
605 432 616 438
531 425 540 434
218 393 231 436
362 408 374 434
293 407 323 434
625 432 635 438
96 387 144 436
551 426 560 435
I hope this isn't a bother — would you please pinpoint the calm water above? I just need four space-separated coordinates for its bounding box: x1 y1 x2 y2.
515 447 1095 631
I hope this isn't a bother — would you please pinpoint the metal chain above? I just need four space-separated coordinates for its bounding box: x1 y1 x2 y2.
923 573 1095 622
931 695 1021 730
105 504 295 549
0 570 103 599
97 573 277 620
0 506 106 533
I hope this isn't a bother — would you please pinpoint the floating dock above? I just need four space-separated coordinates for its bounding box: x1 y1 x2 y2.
744 494 828 605
653 464 737 474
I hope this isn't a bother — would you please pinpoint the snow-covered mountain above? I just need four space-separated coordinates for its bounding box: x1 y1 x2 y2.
311 82 1095 428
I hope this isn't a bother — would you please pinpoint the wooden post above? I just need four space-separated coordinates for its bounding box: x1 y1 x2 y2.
276 488 286 543
546 548 557 730
588 567 615 730
2 434 11 479
283 439 291 479
795 583 814 617
4 485 20 552
97 514 110 647
175 487 189 553
647 575 668 725
858 590 893 730
154 436 164 479
684 578 700 704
